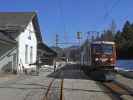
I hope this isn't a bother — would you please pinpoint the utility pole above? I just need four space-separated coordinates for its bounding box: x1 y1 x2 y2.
54 34 59 72
76 32 82 67
87 31 90 41
77 32 82 46
55 34 59 47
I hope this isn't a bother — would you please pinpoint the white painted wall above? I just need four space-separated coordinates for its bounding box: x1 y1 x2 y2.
18 21 37 72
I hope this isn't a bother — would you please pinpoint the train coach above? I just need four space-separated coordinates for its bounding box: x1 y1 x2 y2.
80 41 116 80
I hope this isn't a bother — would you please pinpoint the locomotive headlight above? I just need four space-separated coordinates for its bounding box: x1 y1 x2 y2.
95 58 99 61
110 58 113 61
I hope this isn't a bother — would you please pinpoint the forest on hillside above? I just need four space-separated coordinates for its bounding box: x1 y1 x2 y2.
115 21 133 59
97 20 133 59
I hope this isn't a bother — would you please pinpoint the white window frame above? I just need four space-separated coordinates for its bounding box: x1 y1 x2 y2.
30 46 33 64
25 45 28 64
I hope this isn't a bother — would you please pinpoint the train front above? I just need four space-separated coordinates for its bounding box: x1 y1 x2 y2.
91 41 116 71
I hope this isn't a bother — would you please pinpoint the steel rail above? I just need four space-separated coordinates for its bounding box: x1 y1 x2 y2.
102 81 133 100
42 79 54 100
113 81 133 96
42 65 64 100
60 79 64 100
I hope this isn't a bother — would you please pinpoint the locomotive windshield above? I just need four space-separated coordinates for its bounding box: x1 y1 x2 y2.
92 44 113 54
102 44 113 54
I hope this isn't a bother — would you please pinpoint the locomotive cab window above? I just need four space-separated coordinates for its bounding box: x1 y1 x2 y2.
102 44 113 54
92 44 113 54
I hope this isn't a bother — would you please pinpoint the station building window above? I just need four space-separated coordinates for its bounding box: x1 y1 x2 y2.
25 45 28 64
30 46 33 64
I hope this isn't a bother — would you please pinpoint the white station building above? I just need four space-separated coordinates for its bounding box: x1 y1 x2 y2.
0 12 47 73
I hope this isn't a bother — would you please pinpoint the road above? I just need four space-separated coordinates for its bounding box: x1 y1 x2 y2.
0 63 132 100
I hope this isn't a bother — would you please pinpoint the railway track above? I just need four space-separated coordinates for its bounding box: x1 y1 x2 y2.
42 68 64 100
101 81 133 100
42 79 64 100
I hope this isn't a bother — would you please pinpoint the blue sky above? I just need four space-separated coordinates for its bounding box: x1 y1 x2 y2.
0 0 133 47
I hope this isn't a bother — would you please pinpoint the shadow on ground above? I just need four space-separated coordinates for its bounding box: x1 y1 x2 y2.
47 64 91 80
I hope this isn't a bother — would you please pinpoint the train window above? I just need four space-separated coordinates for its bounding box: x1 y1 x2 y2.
102 44 113 54
92 44 102 53
92 44 113 54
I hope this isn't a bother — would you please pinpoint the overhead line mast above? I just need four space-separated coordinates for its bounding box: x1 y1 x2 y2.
104 0 121 19
58 0 67 43
96 0 121 38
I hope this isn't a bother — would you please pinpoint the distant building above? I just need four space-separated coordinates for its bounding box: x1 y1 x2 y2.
0 12 56 74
